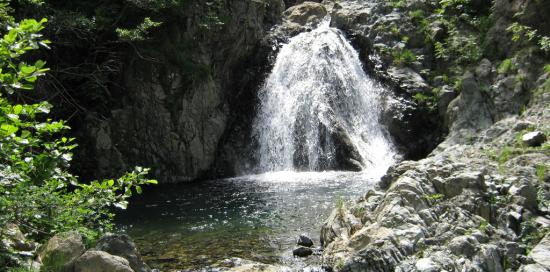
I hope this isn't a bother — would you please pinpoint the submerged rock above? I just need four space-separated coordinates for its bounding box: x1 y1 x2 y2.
297 234 314 247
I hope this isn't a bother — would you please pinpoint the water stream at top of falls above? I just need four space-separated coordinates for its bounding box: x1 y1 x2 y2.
253 19 396 175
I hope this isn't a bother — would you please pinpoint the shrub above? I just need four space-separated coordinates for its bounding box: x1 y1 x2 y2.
497 59 514 75
0 11 156 266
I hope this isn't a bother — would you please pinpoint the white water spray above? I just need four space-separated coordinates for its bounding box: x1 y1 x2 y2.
253 19 395 175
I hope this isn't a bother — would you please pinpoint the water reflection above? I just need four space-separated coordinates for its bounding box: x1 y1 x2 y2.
117 171 379 271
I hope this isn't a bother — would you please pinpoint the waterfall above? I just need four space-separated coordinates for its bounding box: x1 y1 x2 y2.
253 19 395 174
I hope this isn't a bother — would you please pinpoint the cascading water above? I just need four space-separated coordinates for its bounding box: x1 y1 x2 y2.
253 19 396 174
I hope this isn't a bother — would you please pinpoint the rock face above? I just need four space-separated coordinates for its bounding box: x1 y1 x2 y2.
74 0 285 182
74 250 134 272
39 231 86 272
95 234 150 272
319 0 550 270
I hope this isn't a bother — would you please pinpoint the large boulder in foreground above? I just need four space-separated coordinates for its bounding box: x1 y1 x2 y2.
74 250 134 272
95 233 150 272
39 231 85 272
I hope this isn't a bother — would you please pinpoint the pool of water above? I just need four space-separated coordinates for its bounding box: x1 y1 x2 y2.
116 171 381 271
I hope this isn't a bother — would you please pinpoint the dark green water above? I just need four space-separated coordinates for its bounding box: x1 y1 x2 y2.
116 171 380 271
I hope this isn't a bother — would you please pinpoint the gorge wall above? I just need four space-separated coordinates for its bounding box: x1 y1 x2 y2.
65 0 286 182
67 0 445 182
315 0 550 271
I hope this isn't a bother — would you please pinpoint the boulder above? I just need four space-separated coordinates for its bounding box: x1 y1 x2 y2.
2 224 35 252
297 234 314 247
293 246 313 257
74 250 134 272
448 236 479 257
522 131 546 147
95 233 150 272
39 231 86 272
283 2 327 27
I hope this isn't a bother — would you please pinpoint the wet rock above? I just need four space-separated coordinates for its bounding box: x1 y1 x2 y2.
74 250 134 272
297 234 314 247
522 131 546 147
293 246 313 257
39 231 86 272
95 233 150 272
327 120 365 172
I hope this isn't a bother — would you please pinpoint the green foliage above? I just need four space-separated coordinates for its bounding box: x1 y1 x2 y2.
388 0 406 9
479 219 489 232
335 195 346 219
424 193 445 202
334 258 346 271
0 18 50 93
116 17 162 42
0 11 156 268
497 146 514 165
351 206 366 219
507 22 550 53
536 164 548 183
437 0 473 15
497 59 515 75
392 47 418 66
413 92 438 112
434 30 482 65
521 219 549 254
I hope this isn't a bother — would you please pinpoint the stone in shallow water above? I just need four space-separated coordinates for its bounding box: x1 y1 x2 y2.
522 131 546 147
297 234 314 247
293 246 313 257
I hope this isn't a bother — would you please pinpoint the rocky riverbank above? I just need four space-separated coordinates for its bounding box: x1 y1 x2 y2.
315 0 550 270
